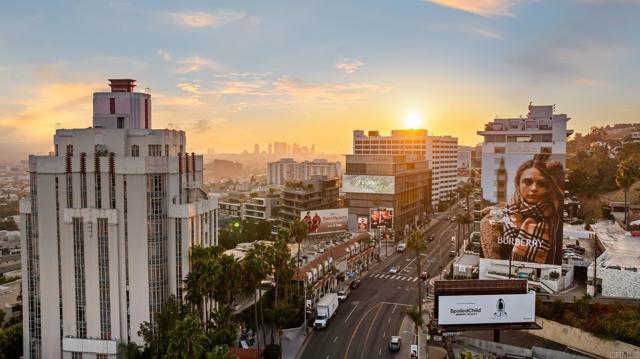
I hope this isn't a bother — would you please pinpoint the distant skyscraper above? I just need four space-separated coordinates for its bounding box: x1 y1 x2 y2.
20 79 219 358
273 142 287 156
477 103 572 203
268 143 272 155
352 129 458 205
254 143 259 155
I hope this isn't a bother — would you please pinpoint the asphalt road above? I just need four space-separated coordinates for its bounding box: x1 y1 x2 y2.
300 206 463 359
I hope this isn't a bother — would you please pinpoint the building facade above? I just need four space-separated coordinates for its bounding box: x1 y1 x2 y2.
352 129 456 205
267 158 341 186
279 176 340 224
20 79 219 358
477 104 573 203
343 154 432 238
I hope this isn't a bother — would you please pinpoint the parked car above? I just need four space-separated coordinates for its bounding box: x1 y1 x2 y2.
388 336 401 351
389 266 400 274
350 279 361 289
427 234 435 242
396 243 407 252
337 290 348 302
449 250 456 257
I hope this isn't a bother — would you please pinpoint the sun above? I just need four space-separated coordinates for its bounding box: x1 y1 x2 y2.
404 112 423 129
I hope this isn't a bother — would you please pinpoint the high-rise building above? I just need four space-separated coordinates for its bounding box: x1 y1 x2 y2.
268 143 272 155
279 176 340 224
352 129 458 205
253 143 259 155
267 158 341 185
20 79 219 358
477 103 572 203
343 154 431 236
273 142 288 156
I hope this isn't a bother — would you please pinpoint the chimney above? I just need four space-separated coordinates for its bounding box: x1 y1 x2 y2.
108 79 136 93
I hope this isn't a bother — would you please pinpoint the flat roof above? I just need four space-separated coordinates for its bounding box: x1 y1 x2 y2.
591 221 640 269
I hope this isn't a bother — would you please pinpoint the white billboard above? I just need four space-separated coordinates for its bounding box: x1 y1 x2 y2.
438 292 535 325
301 208 349 234
342 175 395 195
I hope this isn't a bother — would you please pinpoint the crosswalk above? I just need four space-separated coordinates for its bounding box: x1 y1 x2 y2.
369 273 419 282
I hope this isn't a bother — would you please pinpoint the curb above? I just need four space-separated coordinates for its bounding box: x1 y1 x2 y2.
294 329 315 359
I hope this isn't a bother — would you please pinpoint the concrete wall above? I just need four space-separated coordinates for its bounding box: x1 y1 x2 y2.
527 317 640 358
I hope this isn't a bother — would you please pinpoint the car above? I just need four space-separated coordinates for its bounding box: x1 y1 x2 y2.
388 336 401 351
427 234 435 242
449 250 456 257
350 279 361 289
420 271 428 280
396 243 407 252
450 217 456 222
337 290 348 302
389 266 400 274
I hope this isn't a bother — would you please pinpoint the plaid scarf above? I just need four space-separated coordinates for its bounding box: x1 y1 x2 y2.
503 196 552 264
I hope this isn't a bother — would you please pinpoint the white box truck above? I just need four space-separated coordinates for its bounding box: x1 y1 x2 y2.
313 293 339 329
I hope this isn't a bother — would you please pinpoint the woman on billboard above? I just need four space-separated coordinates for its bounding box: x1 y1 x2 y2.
481 154 564 264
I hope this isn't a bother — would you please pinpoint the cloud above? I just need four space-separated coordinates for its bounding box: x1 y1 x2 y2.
335 58 365 74
167 10 246 28
177 82 203 94
273 77 390 103
574 77 611 89
425 0 526 17
175 54 216 73
469 27 503 39
157 49 172 61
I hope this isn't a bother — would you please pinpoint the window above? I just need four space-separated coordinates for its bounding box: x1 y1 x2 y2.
109 98 115 114
66 145 74 156
117 117 124 129
165 144 169 157
149 145 162 157
495 147 505 154
131 145 139 157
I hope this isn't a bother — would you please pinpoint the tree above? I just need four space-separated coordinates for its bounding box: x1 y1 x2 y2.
167 315 209 359
406 230 426 324
118 342 145 359
406 305 422 345
138 296 182 358
206 345 237 359
615 158 640 228
242 245 269 350
0 323 22 359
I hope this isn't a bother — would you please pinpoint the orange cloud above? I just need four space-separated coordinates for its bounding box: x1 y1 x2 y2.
426 0 522 17
167 10 246 28
335 58 365 74
273 77 391 103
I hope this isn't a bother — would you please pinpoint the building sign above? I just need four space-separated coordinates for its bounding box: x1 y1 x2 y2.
342 175 395 195
480 154 564 265
370 208 394 229
301 208 348 234
438 292 536 325
357 217 369 232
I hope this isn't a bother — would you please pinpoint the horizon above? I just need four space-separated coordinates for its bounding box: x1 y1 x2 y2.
2 1 640 156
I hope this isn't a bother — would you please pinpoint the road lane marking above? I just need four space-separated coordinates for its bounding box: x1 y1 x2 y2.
334 336 338 343
392 304 397 314
388 317 391 323
378 348 382 355
344 303 359 323
401 257 416 272
383 331 385 338
361 304 383 359
412 277 418 282
343 303 381 359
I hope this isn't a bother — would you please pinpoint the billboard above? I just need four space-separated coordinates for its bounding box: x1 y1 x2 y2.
342 175 395 195
438 292 536 325
370 208 394 229
480 154 564 265
357 217 369 232
301 208 348 234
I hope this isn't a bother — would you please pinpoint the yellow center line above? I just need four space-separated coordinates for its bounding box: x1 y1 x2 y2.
342 303 381 359
360 303 384 359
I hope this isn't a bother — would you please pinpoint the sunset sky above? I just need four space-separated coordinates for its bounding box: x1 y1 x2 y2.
2 0 639 156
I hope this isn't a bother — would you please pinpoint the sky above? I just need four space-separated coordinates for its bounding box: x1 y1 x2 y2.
1 0 640 156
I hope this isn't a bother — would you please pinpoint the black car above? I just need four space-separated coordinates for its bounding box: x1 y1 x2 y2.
350 279 361 289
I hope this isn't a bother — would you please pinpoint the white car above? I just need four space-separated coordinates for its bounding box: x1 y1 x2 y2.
396 243 407 252
337 290 348 302
389 266 400 274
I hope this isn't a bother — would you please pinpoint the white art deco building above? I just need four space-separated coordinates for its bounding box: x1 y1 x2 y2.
20 79 219 358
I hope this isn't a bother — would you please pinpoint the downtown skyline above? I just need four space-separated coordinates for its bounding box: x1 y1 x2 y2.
2 0 640 158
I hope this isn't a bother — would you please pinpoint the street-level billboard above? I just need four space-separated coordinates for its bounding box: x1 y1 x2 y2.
480 154 564 265
357 217 369 232
342 175 395 195
438 292 536 325
370 208 394 229
301 208 348 234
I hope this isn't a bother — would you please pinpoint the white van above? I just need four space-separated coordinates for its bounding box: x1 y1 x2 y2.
396 243 407 252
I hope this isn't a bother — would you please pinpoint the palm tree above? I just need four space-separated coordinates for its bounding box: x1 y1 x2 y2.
167 315 210 359
242 245 269 351
406 305 422 345
615 158 640 228
206 345 237 359
118 342 144 359
406 229 426 324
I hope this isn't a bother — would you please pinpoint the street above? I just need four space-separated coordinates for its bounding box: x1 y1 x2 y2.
300 206 463 359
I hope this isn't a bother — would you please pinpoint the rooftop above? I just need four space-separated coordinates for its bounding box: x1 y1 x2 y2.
591 221 640 269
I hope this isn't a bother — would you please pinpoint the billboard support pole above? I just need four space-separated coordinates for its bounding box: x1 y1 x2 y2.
508 255 512 279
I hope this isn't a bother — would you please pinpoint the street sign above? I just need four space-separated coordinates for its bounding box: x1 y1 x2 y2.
410 344 418 358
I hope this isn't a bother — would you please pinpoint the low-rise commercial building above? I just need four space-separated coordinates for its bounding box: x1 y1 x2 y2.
279 176 340 224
